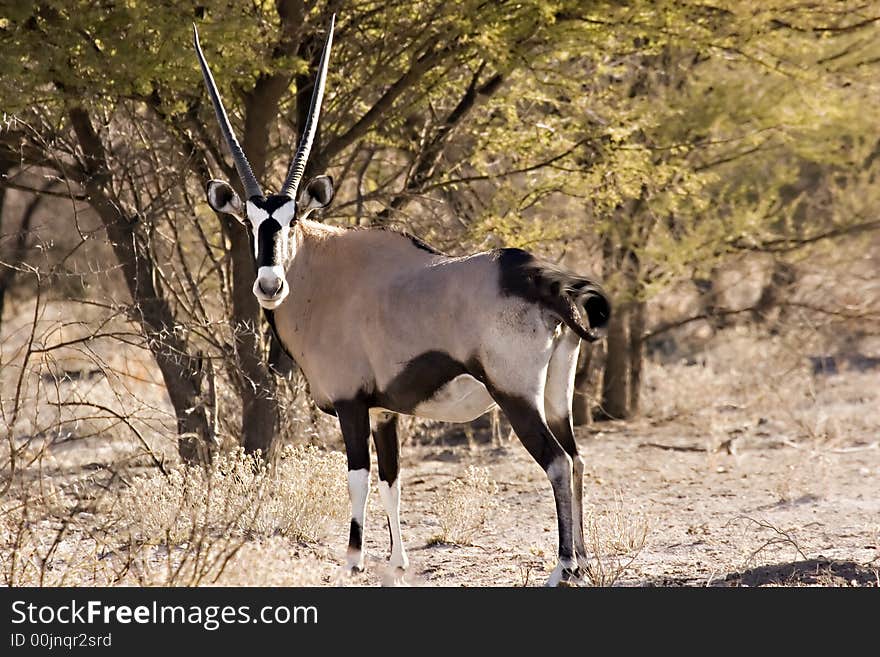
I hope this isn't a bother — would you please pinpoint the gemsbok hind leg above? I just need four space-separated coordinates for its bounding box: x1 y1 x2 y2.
334 399 371 575
492 388 580 586
481 325 581 585
544 329 590 575
371 411 409 585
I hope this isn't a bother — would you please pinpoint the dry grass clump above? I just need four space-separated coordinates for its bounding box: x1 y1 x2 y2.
429 465 499 546
115 445 348 544
1 445 348 586
582 495 650 586
643 330 809 420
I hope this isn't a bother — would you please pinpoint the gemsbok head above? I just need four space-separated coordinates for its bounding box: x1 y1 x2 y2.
194 16 336 310
195 16 612 586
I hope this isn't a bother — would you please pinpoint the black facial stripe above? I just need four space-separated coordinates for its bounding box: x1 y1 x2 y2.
256 218 283 268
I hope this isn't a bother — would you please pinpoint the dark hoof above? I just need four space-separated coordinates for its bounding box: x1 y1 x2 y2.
546 564 587 587
558 567 586 587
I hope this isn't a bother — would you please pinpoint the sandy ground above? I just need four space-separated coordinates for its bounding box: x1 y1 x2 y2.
5 408 879 587
3 306 878 586
332 417 879 587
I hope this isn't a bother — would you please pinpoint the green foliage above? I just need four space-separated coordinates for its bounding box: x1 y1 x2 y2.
2 0 878 308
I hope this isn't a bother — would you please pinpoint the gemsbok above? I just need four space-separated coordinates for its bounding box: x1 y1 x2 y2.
194 16 611 586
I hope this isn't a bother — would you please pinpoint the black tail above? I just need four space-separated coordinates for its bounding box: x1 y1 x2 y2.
496 249 611 342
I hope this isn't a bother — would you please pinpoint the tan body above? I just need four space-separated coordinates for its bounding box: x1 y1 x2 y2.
275 219 557 420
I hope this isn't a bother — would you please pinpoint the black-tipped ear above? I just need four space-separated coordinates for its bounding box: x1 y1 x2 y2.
206 179 244 219
299 175 335 215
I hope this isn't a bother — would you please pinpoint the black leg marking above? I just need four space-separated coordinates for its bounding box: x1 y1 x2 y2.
372 413 409 573
373 413 400 485
349 519 362 553
492 390 566 471
549 414 588 565
544 330 588 577
335 399 370 472
548 417 577 460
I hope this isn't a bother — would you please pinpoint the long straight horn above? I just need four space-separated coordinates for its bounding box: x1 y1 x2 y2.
280 14 335 199
193 24 263 200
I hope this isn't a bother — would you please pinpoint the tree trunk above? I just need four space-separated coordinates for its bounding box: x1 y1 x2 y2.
214 1 322 456
599 215 646 422
753 259 797 329
0 188 45 328
0 160 10 326
627 299 646 415
571 342 597 426
156 99 282 457
224 214 279 456
68 107 217 463
599 301 630 420
693 266 728 332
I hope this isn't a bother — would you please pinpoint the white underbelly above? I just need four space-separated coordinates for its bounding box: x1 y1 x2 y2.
411 374 496 422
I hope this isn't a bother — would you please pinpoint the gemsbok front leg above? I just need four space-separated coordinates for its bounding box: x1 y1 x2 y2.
334 399 371 575
371 411 409 584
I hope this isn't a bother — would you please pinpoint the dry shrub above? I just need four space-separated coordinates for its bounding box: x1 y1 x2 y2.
1 446 348 586
582 494 650 586
115 445 348 544
430 466 499 545
0 488 119 587
726 515 811 574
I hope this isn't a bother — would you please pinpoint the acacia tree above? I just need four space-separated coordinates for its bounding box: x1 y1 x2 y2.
443 1 880 420
586 2 880 419
0 0 592 457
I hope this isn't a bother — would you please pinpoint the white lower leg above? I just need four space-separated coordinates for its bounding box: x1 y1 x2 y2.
378 477 408 571
346 468 369 571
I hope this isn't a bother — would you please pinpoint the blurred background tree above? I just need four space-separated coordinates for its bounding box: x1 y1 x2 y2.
1 0 878 463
